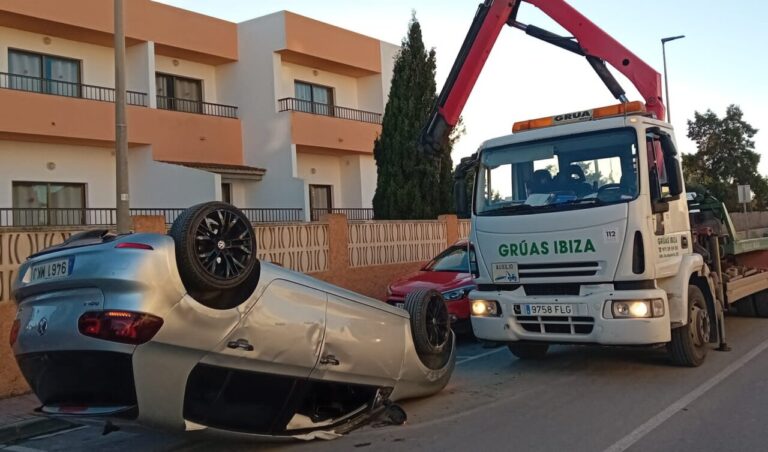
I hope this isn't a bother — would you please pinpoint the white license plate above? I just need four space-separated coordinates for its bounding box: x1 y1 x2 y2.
30 258 72 282
395 303 405 309
520 303 575 316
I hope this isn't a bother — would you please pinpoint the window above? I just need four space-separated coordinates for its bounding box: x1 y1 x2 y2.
476 128 639 216
294 81 334 116
8 49 81 97
221 183 232 204
156 73 203 113
309 185 333 221
12 182 86 226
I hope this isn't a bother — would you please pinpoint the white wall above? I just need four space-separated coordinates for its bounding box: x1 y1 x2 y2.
155 54 218 103
0 141 220 210
218 12 305 211
0 140 116 208
378 42 400 108
296 153 343 208
0 26 115 89
126 42 156 106
359 154 378 208
279 62 359 109
128 147 220 208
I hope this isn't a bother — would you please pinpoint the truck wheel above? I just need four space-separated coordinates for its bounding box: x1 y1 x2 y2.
405 289 452 370
668 285 709 367
169 202 260 310
507 342 549 360
753 291 768 318
734 296 758 317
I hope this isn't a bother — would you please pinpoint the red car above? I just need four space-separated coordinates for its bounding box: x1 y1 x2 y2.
387 241 476 334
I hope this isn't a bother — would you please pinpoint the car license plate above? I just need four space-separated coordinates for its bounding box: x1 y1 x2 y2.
30 258 72 282
520 303 574 316
395 303 405 309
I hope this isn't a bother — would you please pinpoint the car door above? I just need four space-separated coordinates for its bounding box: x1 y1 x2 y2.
185 279 327 434
310 293 406 389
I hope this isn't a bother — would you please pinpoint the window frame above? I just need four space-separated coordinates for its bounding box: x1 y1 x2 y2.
156 72 204 113
8 48 82 97
12 181 87 226
294 80 335 116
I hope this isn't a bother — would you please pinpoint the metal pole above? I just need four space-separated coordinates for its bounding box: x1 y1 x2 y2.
114 0 130 233
660 35 685 123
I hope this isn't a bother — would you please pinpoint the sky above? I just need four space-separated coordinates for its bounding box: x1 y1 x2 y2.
156 0 768 173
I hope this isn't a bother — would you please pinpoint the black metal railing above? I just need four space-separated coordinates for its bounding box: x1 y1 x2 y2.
241 208 304 223
311 208 375 222
157 96 238 119
0 208 305 228
0 72 147 106
278 98 382 124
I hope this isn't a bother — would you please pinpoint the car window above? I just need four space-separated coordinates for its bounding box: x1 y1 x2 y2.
426 247 471 272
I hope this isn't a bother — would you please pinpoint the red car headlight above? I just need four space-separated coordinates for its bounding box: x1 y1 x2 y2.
78 311 163 345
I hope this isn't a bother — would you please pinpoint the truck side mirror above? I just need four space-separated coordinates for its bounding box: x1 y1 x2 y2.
454 179 471 219
659 133 684 198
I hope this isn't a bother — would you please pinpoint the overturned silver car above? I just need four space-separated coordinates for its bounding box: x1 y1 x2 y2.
10 202 455 439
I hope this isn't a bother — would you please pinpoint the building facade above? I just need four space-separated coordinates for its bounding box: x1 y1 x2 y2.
0 1 396 225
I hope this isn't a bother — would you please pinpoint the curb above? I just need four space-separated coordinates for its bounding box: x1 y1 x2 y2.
0 417 79 447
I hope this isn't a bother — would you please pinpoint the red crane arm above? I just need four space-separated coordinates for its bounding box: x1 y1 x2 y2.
420 0 666 156
525 0 665 120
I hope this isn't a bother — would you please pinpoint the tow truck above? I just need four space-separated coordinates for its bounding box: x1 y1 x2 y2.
420 0 768 366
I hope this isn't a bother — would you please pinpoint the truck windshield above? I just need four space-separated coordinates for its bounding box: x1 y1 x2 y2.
475 128 639 216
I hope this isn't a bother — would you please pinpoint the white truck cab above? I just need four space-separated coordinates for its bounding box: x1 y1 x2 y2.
466 103 717 365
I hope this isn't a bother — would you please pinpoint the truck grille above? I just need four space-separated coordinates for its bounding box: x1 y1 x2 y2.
515 315 594 335
519 262 600 279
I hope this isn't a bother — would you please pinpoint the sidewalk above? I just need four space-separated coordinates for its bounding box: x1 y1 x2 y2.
0 394 38 426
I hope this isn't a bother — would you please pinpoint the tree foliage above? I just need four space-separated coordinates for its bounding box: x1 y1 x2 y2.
683 105 766 210
372 15 459 219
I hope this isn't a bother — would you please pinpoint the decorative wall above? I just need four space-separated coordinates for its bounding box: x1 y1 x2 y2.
458 220 471 240
255 223 329 273
348 221 447 268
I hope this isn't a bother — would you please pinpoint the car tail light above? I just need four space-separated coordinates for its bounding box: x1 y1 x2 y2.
9 319 20 347
115 242 154 250
78 311 163 345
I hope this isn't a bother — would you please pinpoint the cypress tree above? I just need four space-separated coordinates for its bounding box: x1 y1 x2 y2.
373 15 456 219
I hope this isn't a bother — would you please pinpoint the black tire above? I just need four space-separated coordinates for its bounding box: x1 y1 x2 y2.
507 342 549 360
404 289 452 370
668 285 710 367
734 296 758 317
169 202 260 309
753 291 768 318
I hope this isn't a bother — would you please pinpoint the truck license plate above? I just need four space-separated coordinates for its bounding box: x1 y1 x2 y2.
30 258 73 282
521 303 574 316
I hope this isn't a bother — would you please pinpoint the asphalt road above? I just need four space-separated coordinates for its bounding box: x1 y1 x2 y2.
6 315 768 452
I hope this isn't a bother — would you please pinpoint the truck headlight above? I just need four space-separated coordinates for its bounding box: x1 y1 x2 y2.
610 299 664 318
471 300 501 317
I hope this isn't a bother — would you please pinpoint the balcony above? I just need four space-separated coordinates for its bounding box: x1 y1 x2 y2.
0 72 147 106
157 96 238 119
278 98 382 124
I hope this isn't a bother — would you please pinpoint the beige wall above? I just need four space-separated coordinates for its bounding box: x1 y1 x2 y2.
297 152 343 208
279 61 359 109
155 54 218 104
0 25 115 88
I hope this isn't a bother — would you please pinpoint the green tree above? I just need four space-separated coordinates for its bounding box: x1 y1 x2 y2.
372 15 458 219
684 105 767 210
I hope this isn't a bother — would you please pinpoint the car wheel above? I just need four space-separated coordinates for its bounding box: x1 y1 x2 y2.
169 202 260 309
668 285 709 367
507 342 549 359
404 289 452 370
734 296 757 317
753 291 768 318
